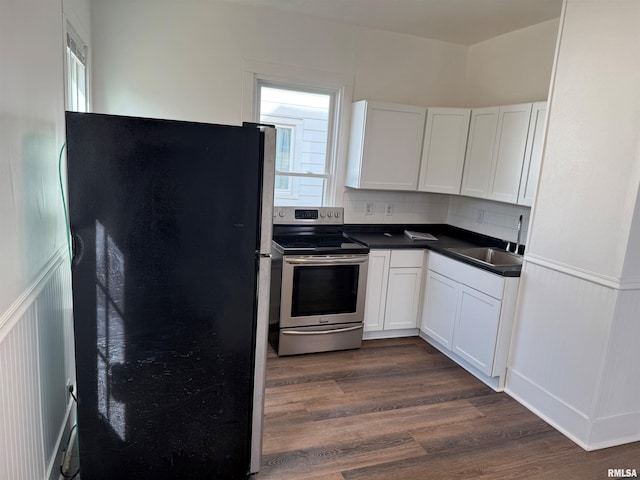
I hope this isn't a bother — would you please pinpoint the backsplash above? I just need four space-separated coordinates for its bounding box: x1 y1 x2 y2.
342 189 531 248
343 189 449 224
447 196 530 246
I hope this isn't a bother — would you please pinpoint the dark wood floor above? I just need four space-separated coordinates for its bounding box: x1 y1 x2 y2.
254 337 640 480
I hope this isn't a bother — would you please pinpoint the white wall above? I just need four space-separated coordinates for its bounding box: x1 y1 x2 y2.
526 2 640 281
447 196 530 244
343 190 449 225
0 0 90 478
0 1 67 314
621 190 640 283
89 0 473 221
90 1 562 228
441 19 560 241
90 0 468 124
466 19 560 106
63 0 91 46
507 0 640 450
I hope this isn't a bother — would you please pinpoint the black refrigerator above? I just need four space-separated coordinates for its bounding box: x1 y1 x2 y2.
65 112 275 479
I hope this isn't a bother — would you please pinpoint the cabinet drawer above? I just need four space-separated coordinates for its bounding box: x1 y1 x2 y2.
390 249 425 268
428 252 504 300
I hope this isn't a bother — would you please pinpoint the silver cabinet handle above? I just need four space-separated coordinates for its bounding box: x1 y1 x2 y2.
285 256 368 265
282 325 363 335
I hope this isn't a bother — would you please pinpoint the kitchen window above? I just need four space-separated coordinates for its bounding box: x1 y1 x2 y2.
258 83 336 207
66 25 89 112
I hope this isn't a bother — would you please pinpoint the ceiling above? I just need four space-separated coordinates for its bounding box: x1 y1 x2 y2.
220 0 563 45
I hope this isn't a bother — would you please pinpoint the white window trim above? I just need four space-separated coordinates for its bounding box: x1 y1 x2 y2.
242 60 354 207
63 17 91 112
261 116 304 199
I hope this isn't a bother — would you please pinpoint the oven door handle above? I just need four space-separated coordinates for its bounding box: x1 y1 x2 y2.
281 325 364 335
284 256 368 265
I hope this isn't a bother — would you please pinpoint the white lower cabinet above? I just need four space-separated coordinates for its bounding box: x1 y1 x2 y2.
363 250 391 332
384 267 423 330
453 285 501 376
364 249 425 335
420 252 519 390
420 270 458 349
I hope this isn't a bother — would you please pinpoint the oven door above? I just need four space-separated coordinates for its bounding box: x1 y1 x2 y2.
280 254 369 328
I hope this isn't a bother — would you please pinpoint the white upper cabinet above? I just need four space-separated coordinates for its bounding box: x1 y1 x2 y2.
346 100 426 191
346 99 544 206
418 108 471 194
488 103 533 203
460 107 499 198
461 103 533 203
518 101 547 206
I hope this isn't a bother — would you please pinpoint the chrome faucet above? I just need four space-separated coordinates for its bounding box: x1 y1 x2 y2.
506 215 524 253
515 215 523 254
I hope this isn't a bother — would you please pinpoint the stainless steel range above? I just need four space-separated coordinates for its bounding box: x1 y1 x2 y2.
269 207 369 356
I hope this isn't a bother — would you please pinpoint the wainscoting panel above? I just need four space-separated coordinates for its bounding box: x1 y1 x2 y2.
0 301 45 480
588 287 640 448
0 249 74 480
506 260 617 448
508 261 616 415
37 260 73 473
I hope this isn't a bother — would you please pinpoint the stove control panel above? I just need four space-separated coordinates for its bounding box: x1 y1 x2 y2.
273 206 344 225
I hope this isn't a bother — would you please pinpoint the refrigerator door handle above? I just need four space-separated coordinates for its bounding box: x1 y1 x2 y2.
71 231 84 268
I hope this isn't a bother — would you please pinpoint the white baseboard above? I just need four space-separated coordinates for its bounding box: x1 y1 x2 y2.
49 400 77 480
505 367 592 450
588 411 640 450
363 328 419 340
418 331 501 391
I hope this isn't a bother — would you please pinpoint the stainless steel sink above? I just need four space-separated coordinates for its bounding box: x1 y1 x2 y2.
447 247 523 267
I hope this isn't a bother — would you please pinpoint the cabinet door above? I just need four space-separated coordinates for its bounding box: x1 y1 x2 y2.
460 107 499 198
363 250 391 332
384 267 423 330
452 285 501 376
420 270 459 349
347 101 426 191
418 108 471 194
518 102 547 206
487 103 533 203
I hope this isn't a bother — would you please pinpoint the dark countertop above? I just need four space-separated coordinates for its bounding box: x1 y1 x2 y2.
342 224 522 277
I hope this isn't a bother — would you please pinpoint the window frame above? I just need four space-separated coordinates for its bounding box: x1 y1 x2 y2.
64 21 90 113
260 115 304 200
242 61 353 208
257 81 337 207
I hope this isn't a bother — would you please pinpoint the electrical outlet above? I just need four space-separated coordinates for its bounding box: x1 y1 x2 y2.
365 202 373 215
385 203 393 216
